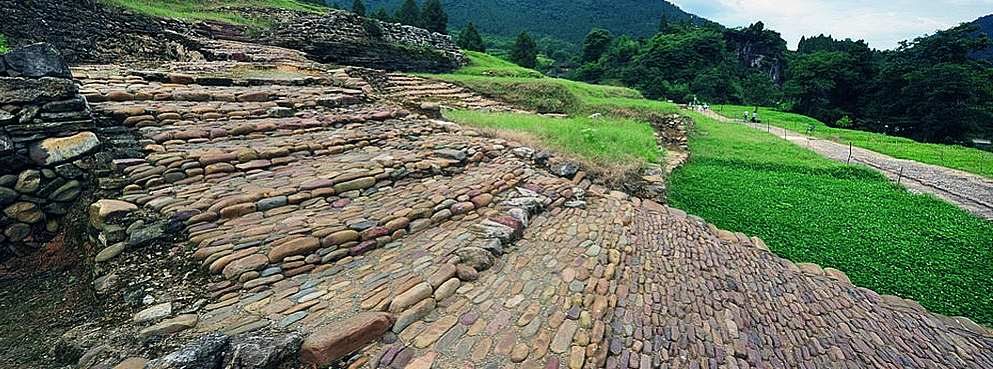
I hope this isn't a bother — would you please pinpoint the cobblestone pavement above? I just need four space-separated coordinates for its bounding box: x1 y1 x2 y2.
78 65 993 368
699 108 993 220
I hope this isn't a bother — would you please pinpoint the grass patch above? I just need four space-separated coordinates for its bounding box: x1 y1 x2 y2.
713 105 993 178
445 110 662 181
100 0 325 26
422 52 678 118
669 110 993 325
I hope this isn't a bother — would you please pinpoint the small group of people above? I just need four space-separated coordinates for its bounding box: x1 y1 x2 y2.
743 110 759 123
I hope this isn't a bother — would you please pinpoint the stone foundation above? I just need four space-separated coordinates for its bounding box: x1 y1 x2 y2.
0 43 111 261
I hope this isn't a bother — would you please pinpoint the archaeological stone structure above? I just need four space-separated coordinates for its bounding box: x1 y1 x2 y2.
1 5 992 369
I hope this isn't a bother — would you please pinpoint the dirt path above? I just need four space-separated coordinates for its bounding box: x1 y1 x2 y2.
698 108 993 220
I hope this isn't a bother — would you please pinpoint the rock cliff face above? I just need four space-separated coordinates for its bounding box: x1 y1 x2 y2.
0 0 467 72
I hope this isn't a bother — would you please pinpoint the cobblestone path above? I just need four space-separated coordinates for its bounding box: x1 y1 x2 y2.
78 64 993 368
699 108 993 220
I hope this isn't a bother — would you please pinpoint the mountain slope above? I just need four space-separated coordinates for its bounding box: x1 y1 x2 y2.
361 0 714 46
973 14 993 61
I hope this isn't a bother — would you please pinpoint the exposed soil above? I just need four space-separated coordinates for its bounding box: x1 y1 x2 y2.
0 232 96 369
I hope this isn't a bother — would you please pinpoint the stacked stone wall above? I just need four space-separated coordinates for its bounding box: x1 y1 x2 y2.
0 44 114 261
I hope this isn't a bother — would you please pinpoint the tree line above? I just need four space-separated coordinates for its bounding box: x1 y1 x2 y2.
567 20 993 145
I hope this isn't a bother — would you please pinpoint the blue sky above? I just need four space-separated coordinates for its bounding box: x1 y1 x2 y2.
670 0 993 50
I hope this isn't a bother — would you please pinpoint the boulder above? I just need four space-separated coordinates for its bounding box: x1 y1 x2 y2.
146 332 228 368
221 333 303 369
3 43 72 78
454 246 494 271
550 162 580 178
300 312 394 366
29 132 101 166
89 199 137 230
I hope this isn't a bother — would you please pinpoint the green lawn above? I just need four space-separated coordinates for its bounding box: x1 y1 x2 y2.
712 105 993 178
100 0 325 25
669 110 993 325
445 110 662 166
423 51 679 117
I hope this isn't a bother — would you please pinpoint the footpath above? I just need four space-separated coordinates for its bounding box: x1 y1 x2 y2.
699 109 993 221
58 62 993 368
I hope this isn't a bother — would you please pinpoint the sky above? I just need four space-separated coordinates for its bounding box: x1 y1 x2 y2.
669 0 993 50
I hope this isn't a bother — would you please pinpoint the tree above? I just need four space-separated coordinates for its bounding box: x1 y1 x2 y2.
352 0 366 16
581 29 612 63
741 71 782 106
420 0 448 34
395 0 420 27
458 22 486 52
371 8 393 22
510 30 538 69
331 2 342 9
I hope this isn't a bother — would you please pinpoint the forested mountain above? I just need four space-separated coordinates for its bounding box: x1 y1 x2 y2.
357 0 714 50
973 14 993 61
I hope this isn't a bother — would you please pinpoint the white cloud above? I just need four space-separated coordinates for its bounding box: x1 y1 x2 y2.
669 0 993 49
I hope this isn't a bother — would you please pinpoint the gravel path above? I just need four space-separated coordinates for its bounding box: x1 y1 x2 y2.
700 109 993 220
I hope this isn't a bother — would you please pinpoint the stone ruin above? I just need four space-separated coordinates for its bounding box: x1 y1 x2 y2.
0 43 120 260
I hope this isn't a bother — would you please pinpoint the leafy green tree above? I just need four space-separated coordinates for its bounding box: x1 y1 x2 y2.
352 0 366 16
0 34 10 53
371 8 393 22
510 30 538 68
782 51 859 123
691 64 743 104
395 0 421 27
581 29 612 63
658 14 679 35
741 71 782 106
331 2 342 9
420 0 448 34
458 22 486 52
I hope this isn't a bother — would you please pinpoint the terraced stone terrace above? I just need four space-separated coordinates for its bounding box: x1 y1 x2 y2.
63 62 993 369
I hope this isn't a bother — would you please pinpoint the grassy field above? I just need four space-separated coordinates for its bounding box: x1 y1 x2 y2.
712 105 993 178
424 52 679 117
446 111 662 166
100 0 325 25
669 110 993 325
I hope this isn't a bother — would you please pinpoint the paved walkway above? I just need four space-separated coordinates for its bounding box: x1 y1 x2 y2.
700 109 993 220
71 64 993 368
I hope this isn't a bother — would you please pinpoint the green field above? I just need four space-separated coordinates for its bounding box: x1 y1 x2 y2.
100 0 325 25
424 52 679 117
712 105 993 178
669 111 993 325
446 110 662 166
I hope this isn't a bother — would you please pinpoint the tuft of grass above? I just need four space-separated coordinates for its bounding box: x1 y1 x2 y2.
670 110 993 326
713 105 993 178
445 110 663 182
421 52 678 118
99 0 325 26
0 34 10 53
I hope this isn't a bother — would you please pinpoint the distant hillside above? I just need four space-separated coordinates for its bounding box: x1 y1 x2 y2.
974 14 993 61
360 0 714 48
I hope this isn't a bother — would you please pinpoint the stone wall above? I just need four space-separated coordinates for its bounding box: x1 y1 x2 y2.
0 0 467 72
0 44 115 261
244 8 468 72
0 0 207 64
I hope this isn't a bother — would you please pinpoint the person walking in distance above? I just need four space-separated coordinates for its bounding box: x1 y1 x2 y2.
752 110 758 123
743 111 748 122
